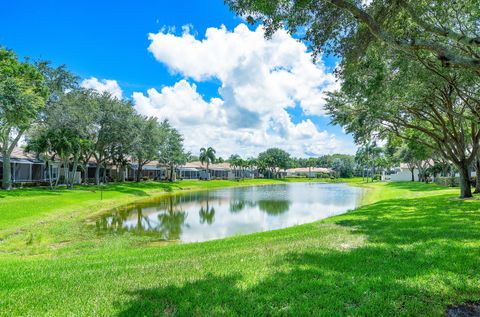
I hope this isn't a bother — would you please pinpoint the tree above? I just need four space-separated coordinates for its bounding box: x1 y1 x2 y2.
159 122 187 182
397 146 417 182
26 89 97 188
257 148 290 178
0 48 49 189
474 157 480 194
326 43 479 198
106 99 137 182
332 156 355 178
199 147 216 179
226 0 480 71
131 116 164 182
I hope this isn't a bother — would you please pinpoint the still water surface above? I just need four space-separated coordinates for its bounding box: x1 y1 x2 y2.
95 182 366 242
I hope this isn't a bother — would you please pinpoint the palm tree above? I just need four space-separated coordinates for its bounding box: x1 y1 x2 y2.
199 147 216 180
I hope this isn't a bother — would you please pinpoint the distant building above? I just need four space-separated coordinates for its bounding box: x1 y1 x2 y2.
0 149 259 185
0 148 52 184
388 164 419 182
285 167 333 178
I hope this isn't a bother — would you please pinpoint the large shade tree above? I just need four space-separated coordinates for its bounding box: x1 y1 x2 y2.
225 0 480 71
106 99 137 182
27 89 97 188
326 44 479 198
257 148 290 178
131 116 165 182
0 48 48 189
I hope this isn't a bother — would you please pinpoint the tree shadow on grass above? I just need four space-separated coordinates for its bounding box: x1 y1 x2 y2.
384 181 449 192
0 187 65 198
337 194 480 245
0 181 184 199
116 194 480 316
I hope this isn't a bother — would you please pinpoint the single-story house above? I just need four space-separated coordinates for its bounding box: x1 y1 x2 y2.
386 162 476 182
127 162 166 180
181 161 257 180
286 167 333 178
0 148 52 184
387 164 419 182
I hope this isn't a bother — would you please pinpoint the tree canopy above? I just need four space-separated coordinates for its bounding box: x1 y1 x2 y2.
225 0 480 71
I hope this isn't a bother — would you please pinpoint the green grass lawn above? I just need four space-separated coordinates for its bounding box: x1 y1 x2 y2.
0 179 479 316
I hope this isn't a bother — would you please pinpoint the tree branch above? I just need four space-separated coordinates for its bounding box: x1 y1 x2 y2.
400 2 480 48
328 0 480 70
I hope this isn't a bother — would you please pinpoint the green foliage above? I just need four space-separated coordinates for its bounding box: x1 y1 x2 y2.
331 156 355 178
158 121 187 181
0 48 48 129
257 147 290 178
199 147 216 167
0 47 49 189
225 0 480 70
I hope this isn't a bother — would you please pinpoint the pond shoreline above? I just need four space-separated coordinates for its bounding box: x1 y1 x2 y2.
93 182 367 243
0 178 363 257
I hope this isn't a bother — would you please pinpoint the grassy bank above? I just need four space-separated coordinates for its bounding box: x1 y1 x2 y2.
0 180 479 316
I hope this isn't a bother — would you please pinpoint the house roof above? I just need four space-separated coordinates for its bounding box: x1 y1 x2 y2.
399 159 435 169
183 161 235 171
0 147 44 164
286 167 333 174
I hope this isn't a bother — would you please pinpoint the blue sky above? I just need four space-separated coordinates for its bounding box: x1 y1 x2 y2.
0 0 354 158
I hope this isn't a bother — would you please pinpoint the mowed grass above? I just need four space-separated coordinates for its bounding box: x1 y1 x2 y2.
0 180 479 316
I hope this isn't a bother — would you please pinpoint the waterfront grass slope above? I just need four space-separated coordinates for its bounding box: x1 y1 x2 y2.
0 179 479 316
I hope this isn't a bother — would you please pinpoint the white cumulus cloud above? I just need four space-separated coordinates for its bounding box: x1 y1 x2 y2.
81 77 123 99
133 24 353 158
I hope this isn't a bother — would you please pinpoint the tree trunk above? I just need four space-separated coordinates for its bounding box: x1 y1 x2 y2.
55 162 61 187
474 159 480 194
63 159 69 186
47 160 53 190
68 159 78 189
136 162 142 182
102 165 107 183
81 165 88 185
95 165 101 185
2 153 12 190
410 168 415 182
118 165 126 182
457 162 473 198
170 165 176 182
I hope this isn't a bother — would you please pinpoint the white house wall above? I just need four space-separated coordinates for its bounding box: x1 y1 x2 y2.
389 168 419 182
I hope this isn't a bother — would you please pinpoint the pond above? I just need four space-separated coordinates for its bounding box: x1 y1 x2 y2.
95 182 367 243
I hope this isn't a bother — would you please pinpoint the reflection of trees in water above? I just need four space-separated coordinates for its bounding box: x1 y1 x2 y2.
96 196 187 240
156 198 187 240
198 194 216 225
229 200 257 213
96 188 294 238
257 200 290 215
228 197 290 215
199 206 215 225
